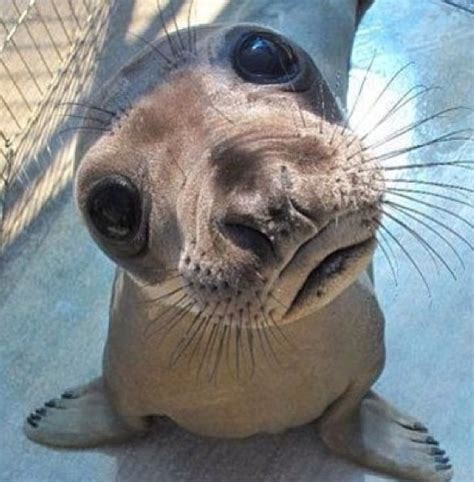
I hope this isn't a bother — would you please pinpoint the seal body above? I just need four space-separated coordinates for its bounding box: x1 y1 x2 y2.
24 1 453 480
105 270 383 438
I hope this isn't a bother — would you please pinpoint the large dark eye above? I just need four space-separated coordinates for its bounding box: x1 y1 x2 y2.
233 32 299 84
87 176 142 241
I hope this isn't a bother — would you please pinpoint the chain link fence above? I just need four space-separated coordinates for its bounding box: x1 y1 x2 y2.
0 0 114 250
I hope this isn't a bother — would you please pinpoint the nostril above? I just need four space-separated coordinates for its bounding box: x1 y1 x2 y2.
221 222 275 259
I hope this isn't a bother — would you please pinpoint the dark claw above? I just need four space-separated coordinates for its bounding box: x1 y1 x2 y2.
430 447 446 456
35 408 47 416
425 436 439 445
44 399 56 408
30 413 41 421
401 421 429 432
434 456 450 464
61 391 76 399
436 464 452 471
413 422 428 432
26 415 38 428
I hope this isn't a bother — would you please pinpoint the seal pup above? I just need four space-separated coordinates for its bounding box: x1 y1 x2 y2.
24 1 454 480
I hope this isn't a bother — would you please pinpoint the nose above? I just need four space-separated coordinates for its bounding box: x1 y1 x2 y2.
218 215 276 260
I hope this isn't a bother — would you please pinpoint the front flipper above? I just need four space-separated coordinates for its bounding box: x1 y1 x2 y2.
319 390 453 481
24 377 149 448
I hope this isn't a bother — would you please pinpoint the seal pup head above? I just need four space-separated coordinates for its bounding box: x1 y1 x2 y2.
75 24 384 326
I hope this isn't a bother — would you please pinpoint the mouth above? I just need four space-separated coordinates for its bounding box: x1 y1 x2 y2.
284 237 375 319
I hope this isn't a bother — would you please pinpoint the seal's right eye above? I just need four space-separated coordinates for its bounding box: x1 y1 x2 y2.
86 175 142 242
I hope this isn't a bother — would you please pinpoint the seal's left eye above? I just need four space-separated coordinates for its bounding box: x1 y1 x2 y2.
87 176 142 242
233 32 299 84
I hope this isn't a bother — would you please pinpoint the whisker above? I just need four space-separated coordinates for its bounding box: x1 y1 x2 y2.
356 61 414 130
256 291 292 346
385 178 474 195
188 303 220 371
254 315 273 367
318 79 326 133
385 187 473 208
144 292 190 336
153 299 196 343
209 323 228 384
259 310 281 365
160 294 191 319
384 191 474 229
225 314 234 376
362 107 470 153
367 160 474 172
246 303 256 379
383 210 440 275
169 0 186 55
140 284 190 305
382 210 457 280
187 317 212 369
186 0 196 54
169 304 208 367
361 129 473 163
334 50 377 145
156 0 181 64
385 202 465 269
197 314 220 379
143 266 179 275
268 291 290 311
268 311 293 350
208 298 231 382
376 225 400 274
57 113 109 125
375 232 399 286
161 272 184 282
147 276 183 289
193 12 198 56
376 221 431 297
359 85 438 143
193 302 220 376
381 201 474 251
278 58 306 130
128 31 173 67
57 126 111 137
234 309 244 380
57 101 118 118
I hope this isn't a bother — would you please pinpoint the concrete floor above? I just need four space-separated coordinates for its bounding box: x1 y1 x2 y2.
0 0 473 481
